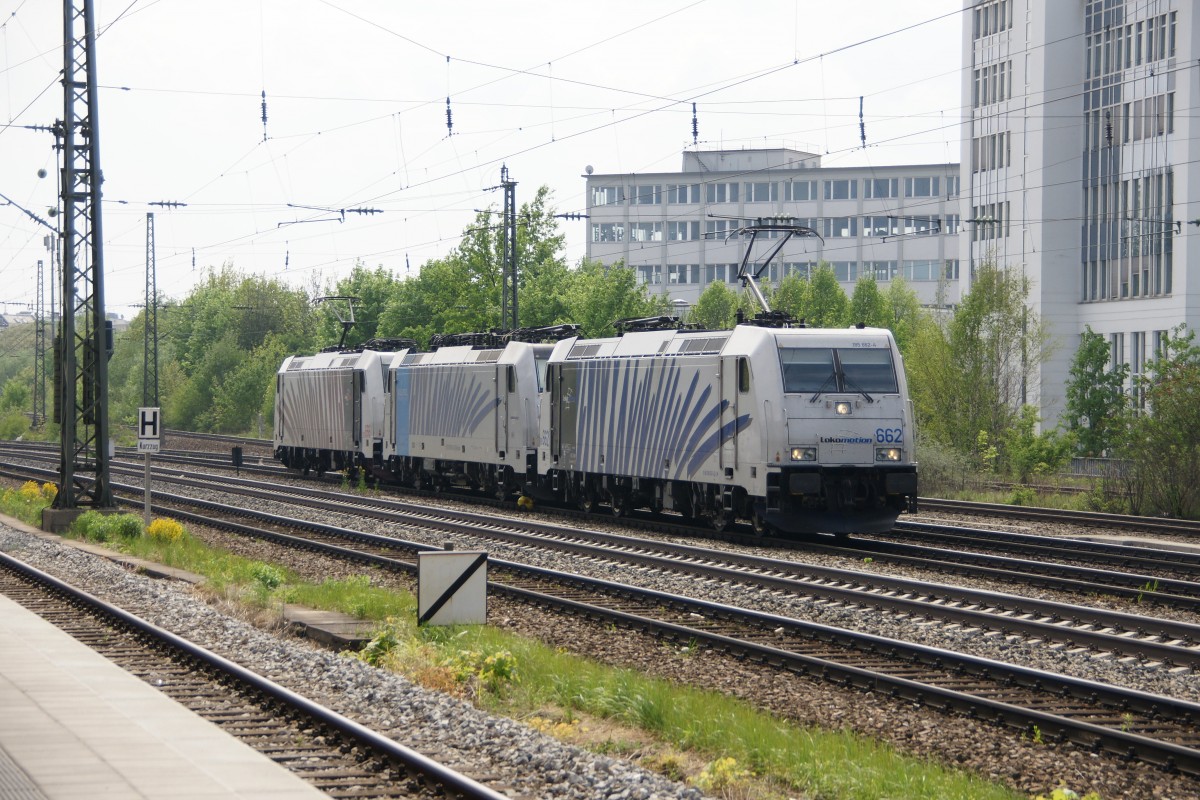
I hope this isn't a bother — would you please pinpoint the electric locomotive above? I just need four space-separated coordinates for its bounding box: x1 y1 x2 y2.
535 321 917 534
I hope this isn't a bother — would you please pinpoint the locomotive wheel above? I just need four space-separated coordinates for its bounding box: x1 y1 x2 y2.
611 493 629 518
578 486 597 514
750 508 771 536
709 508 729 532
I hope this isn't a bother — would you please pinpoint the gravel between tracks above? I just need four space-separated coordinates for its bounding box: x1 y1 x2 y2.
7 451 1200 798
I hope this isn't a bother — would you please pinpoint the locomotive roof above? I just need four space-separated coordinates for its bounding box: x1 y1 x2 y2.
279 348 407 372
392 340 554 367
550 324 895 362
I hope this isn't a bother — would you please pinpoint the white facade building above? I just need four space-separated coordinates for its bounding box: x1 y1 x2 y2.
963 0 1197 425
583 149 962 310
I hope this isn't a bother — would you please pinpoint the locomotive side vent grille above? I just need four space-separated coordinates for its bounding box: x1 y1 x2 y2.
568 344 601 359
477 350 503 363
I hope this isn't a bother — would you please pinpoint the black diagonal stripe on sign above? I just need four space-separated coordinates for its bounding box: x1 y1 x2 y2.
418 553 488 626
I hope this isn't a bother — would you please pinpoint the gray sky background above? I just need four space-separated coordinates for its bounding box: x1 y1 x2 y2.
1 1 961 319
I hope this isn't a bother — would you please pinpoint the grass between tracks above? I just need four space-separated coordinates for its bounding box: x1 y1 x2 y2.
3 487 1041 800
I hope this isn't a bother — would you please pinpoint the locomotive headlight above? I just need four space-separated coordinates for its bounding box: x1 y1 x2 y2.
876 447 902 462
790 446 817 462
834 401 852 416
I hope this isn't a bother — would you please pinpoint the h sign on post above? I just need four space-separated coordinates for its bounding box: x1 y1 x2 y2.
137 407 161 453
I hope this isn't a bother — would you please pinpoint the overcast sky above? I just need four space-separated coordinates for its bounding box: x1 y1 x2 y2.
1 1 962 319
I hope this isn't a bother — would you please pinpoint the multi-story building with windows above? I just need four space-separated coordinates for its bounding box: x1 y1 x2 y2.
583 149 962 309
963 0 1196 425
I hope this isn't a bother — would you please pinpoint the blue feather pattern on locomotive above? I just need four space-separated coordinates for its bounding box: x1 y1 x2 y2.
569 357 750 480
393 366 500 452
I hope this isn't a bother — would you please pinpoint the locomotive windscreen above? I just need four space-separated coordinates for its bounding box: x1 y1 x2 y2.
780 347 898 394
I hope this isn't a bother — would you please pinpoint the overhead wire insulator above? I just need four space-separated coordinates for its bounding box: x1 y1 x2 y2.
261 90 268 142
691 102 698 146
859 95 866 149
445 96 453 136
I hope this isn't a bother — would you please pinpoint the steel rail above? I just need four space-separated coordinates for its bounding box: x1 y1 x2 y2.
0 550 510 800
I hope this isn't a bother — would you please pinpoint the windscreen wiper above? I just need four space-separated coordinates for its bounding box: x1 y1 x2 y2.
808 372 838 403
841 373 874 403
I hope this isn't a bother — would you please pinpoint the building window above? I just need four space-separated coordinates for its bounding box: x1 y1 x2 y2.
630 185 661 205
865 261 897 281
946 176 960 197
705 182 739 203
863 178 899 199
630 222 663 243
591 223 625 243
591 186 621 206
705 220 738 240
744 181 778 202
667 264 698 284
705 264 738 284
781 262 815 280
972 132 1010 171
829 262 858 281
636 264 661 285
666 184 700 204
667 221 700 241
905 176 940 197
944 260 960 280
822 217 858 238
863 216 895 238
973 0 1010 39
823 179 857 201
785 180 816 202
944 214 961 234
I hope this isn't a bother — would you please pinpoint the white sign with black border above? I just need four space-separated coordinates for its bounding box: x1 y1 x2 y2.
137 406 161 453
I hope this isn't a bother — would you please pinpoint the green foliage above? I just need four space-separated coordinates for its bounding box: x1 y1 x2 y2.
0 373 31 411
882 277 927 355
0 410 30 440
806 265 849 327
1064 326 1130 456
0 481 55 525
1116 326 1200 518
1001 405 1074 482
772 272 813 324
905 262 1046 462
563 260 667 338
318 264 404 348
847 275 889 328
690 280 739 330
694 757 753 793
71 511 143 542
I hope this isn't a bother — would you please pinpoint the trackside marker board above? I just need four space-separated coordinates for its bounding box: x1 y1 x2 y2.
417 551 487 625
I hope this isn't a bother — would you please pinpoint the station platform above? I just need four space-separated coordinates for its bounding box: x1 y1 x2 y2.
0 589 326 799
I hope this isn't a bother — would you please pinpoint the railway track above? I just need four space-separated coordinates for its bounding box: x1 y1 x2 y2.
7 458 1199 778
0 550 507 800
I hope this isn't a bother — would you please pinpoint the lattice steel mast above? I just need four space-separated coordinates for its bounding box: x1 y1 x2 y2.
143 212 158 406
499 166 518 330
33 258 47 428
51 0 113 517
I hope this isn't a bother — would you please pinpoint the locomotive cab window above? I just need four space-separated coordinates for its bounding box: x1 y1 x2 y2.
780 348 836 393
738 357 750 393
779 347 898 394
836 348 898 393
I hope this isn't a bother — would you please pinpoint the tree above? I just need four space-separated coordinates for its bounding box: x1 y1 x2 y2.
690 280 739 330
847 275 889 328
806 265 849 328
1002 404 1074 482
1119 326 1200 518
318 264 404 348
1063 325 1129 456
905 262 1048 460
564 260 667 338
882 277 926 356
773 272 812 324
